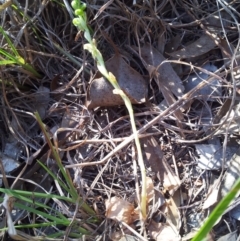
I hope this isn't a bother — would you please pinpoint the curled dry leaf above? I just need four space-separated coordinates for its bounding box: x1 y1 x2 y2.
105 196 135 224
87 54 147 109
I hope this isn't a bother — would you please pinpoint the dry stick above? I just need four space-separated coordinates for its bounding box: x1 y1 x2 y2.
65 69 223 169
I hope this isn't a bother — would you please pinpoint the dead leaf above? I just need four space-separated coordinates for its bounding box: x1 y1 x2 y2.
148 221 181 241
0 154 20 186
3 140 23 161
169 13 231 59
220 147 240 199
215 102 240 136
195 144 237 170
61 110 80 129
156 22 166 54
165 35 182 54
169 34 216 59
166 197 181 230
220 39 234 64
146 177 154 204
143 137 181 194
217 231 237 241
87 54 147 109
229 202 240 220
140 43 184 98
184 63 222 101
164 34 183 76
220 39 240 86
203 177 221 209
139 44 185 123
105 196 135 224
167 190 182 230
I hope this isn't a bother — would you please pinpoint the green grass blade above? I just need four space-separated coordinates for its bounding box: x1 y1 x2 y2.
192 178 240 241
35 112 78 198
6 194 50 210
22 63 42 78
34 112 96 216
16 223 89 235
53 42 84 69
0 48 19 62
0 188 73 203
16 222 66 229
37 160 72 194
0 27 41 78
11 4 43 46
0 190 90 235
0 26 19 57
0 60 18 65
16 202 69 223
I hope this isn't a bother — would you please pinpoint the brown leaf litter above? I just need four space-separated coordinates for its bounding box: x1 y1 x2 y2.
86 52 147 109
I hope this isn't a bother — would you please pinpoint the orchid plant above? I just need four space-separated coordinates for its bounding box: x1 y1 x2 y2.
71 0 147 220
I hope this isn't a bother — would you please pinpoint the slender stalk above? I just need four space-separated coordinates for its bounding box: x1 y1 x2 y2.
71 0 147 219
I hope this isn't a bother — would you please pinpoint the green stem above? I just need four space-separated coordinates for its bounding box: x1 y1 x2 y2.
71 0 147 220
123 96 147 219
